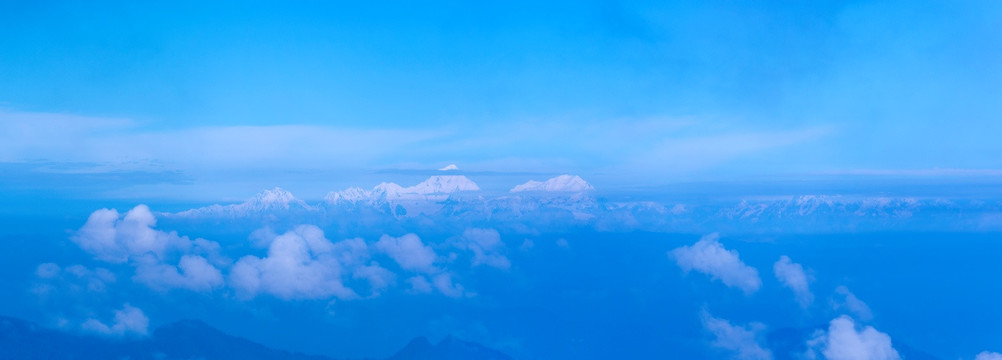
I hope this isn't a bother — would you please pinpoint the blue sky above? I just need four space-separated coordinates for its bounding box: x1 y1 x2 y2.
3 3 1002 359
2 0 1001 200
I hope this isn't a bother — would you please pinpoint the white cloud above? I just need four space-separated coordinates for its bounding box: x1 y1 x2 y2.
73 205 182 263
432 273 466 298
773 256 813 308
32 263 117 297
976 351 1002 360
407 275 433 293
229 225 376 300
807 315 899 360
833 286 873 321
71 205 226 292
701 310 773 360
133 255 224 292
352 262 396 296
375 234 439 273
81 304 149 337
438 164 459 171
455 228 510 269
670 233 762 294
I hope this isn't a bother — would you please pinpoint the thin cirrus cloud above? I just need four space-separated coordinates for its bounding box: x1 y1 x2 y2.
0 110 834 187
670 233 762 294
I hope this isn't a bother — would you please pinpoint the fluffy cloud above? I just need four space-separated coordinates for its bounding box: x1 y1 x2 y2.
70 205 226 292
977 352 1002 360
807 315 899 360
133 255 224 292
455 228 510 269
670 233 761 294
73 205 185 263
230 225 383 300
833 286 873 321
81 304 149 337
375 234 438 273
773 256 813 308
701 310 773 360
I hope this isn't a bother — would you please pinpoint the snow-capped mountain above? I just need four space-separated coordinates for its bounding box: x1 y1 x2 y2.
510 175 594 193
162 174 1002 233
170 187 314 219
322 175 482 217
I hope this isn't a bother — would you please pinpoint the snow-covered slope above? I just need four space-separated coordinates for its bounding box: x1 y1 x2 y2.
511 175 594 193
171 187 314 218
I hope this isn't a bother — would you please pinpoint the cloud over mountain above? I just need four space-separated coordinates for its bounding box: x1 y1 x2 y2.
701 310 773 360
81 304 149 338
807 315 899 360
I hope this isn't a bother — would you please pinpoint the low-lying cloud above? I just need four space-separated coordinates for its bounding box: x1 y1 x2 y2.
670 233 762 294
807 315 899 360
81 304 149 338
774 255 813 308
701 310 773 360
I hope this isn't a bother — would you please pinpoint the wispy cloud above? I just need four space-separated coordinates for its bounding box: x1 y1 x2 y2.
701 310 773 360
774 256 814 308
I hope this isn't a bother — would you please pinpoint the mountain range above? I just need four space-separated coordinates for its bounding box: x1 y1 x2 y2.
0 315 513 360
163 175 1002 233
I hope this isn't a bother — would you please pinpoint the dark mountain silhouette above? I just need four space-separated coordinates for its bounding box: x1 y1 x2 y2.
0 316 513 360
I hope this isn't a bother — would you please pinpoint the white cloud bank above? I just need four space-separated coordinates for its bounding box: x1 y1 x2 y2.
81 304 149 337
701 310 773 360
72 205 225 292
230 225 390 300
670 233 761 294
773 256 813 308
976 352 1002 360
807 315 899 360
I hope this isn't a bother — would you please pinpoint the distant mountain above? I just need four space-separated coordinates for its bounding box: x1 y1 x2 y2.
161 175 1002 233
510 174 594 193
170 187 315 219
387 335 513 360
0 316 513 360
